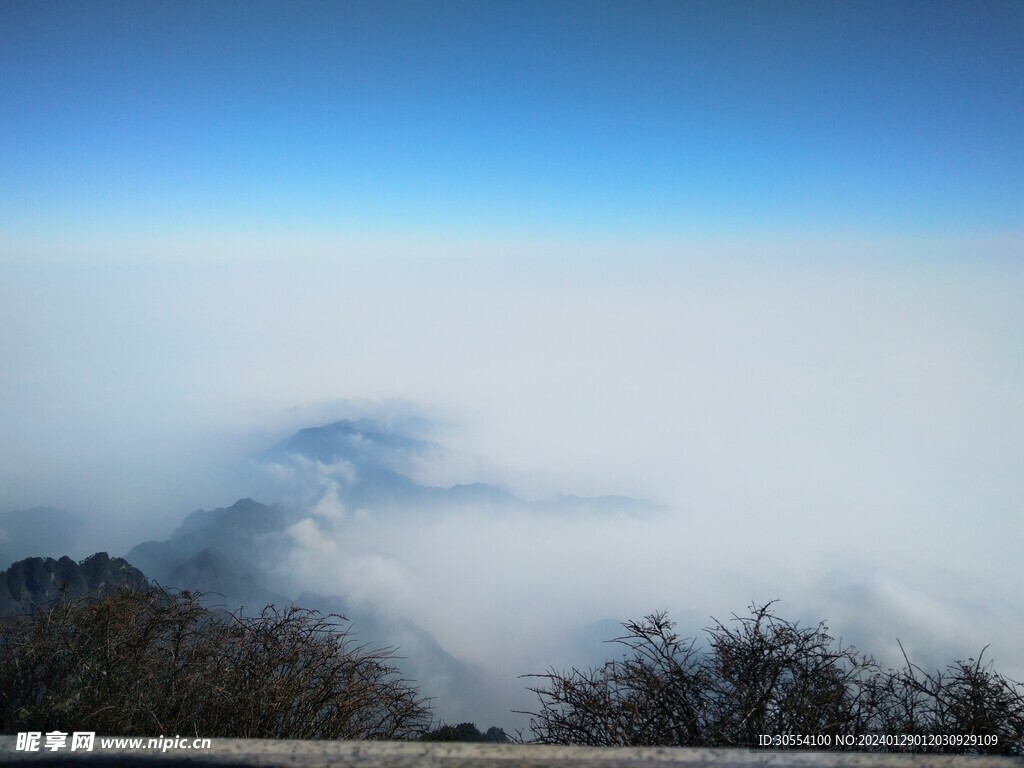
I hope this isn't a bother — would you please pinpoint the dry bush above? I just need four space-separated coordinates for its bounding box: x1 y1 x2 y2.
863 642 1024 751
699 603 880 746
0 586 431 739
521 613 709 746
522 602 1024 754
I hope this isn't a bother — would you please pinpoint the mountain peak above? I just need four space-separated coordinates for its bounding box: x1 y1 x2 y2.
172 498 287 540
0 553 149 615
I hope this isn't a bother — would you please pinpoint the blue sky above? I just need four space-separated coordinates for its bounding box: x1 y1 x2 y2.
1 1 1023 706
2 0 1022 251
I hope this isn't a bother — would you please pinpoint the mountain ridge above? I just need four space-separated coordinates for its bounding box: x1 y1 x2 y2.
0 552 150 615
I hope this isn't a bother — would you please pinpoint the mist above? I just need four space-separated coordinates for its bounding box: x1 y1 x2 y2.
2 251 1022 726
249 409 1024 725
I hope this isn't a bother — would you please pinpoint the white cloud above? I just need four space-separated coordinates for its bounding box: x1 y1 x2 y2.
1 250 1021 724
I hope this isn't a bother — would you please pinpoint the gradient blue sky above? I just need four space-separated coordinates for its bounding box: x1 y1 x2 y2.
1 1 1023 701
2 0 1022 253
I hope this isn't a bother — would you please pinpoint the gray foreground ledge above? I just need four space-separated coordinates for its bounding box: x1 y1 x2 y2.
1 738 1021 768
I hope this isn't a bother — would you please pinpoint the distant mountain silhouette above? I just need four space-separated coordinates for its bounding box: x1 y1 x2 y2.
165 546 289 610
0 552 149 615
126 498 295 605
250 419 657 514
95 418 664 726
172 497 293 539
252 419 457 507
269 418 442 469
122 495 487 723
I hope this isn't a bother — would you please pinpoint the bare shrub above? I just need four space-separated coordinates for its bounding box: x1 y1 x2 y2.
863 642 1024 751
523 602 1024 754
0 586 431 739
522 612 709 746
699 603 880 746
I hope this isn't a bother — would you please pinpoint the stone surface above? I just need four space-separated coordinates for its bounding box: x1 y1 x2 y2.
1 739 1022 768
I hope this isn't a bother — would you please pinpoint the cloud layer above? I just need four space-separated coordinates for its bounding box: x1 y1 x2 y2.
2 254 1021 727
